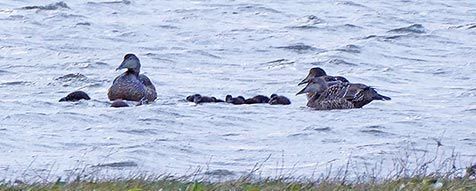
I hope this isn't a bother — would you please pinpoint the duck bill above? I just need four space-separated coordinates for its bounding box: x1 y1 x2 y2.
296 86 309 95
116 59 132 71
298 74 313 86
116 60 127 71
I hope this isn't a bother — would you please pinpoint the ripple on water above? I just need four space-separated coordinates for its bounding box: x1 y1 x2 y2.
388 24 426 34
274 43 324 54
303 126 332 132
0 81 32 86
319 58 358 66
21 2 70 11
335 44 361 54
87 0 131 5
117 129 159 135
93 161 138 168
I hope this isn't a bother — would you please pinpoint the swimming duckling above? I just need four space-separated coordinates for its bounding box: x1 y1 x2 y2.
193 95 223 104
186 94 201 102
269 94 291 105
59 91 90 102
244 95 270 104
108 54 157 102
186 94 224 104
225 95 245 105
111 99 129 108
298 77 391 110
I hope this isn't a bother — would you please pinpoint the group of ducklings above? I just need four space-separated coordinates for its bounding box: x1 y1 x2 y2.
60 54 390 109
185 94 291 105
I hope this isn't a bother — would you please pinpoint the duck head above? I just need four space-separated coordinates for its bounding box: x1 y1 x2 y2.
225 95 233 102
298 67 327 86
296 77 328 95
117 54 141 74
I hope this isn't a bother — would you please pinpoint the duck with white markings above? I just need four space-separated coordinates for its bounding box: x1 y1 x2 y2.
297 77 390 110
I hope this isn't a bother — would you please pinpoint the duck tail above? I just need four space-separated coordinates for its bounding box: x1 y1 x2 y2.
366 87 391 101
373 93 391 101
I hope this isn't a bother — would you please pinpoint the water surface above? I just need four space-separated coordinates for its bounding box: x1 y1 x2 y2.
0 0 475 180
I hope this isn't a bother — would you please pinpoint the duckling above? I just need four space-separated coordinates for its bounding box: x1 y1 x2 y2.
193 95 222 104
186 94 201 102
225 95 245 105
59 91 90 102
298 77 391 110
108 54 157 102
185 94 224 104
244 95 270 104
111 99 129 108
269 94 291 105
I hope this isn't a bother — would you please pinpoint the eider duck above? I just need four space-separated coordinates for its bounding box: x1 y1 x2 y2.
297 77 390 110
225 95 245 105
269 94 291 105
298 67 328 86
59 91 90 102
298 67 349 100
244 95 270 104
107 54 157 102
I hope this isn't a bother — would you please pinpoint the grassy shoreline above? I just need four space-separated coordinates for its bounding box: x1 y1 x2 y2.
3 146 475 190
2 176 476 190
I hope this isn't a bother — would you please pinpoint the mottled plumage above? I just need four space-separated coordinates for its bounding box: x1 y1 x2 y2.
139 74 157 102
107 54 157 102
300 78 391 110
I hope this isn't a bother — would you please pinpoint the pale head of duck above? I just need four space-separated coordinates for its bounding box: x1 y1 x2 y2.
296 77 328 95
116 54 141 74
298 67 327 86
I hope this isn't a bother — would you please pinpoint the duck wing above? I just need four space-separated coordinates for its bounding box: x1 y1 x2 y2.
139 74 157 102
307 83 354 110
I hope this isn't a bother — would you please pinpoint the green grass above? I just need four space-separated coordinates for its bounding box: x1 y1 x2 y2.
1 177 475 191
2 146 475 190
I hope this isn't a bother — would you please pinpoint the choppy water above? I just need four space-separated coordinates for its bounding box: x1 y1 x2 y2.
0 0 475 180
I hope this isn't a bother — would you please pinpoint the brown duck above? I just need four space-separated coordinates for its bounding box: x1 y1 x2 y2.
108 54 157 102
298 67 349 100
297 77 390 110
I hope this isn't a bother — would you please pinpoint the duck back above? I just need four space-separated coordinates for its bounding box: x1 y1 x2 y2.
108 73 146 101
308 83 390 110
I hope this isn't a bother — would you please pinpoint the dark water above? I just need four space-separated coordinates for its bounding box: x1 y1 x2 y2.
0 0 475 180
